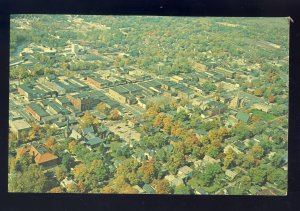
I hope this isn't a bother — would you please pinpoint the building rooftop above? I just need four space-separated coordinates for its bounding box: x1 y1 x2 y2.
10 119 31 131
87 137 103 146
142 184 155 194
236 111 250 123
28 102 49 117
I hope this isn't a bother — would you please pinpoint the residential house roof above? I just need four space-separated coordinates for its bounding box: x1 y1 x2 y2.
60 177 77 188
203 155 221 164
236 111 250 123
142 184 155 194
177 166 193 178
82 126 95 135
194 160 203 169
24 144 59 165
132 185 145 194
225 169 238 180
16 145 31 158
164 175 184 187
87 137 103 146
69 129 82 140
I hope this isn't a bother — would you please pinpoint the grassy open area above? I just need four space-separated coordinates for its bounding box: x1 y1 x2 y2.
251 109 276 121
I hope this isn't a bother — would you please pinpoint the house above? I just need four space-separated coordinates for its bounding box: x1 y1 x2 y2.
249 186 261 195
9 111 22 121
127 119 139 128
170 75 184 83
17 144 58 169
26 102 49 121
164 175 184 187
142 184 155 194
82 126 95 135
16 145 32 159
194 129 208 138
29 145 58 168
132 151 146 163
177 105 189 114
203 155 221 165
252 103 271 112
132 185 145 194
137 98 147 109
86 137 103 149
214 67 235 78
223 144 242 155
144 150 155 160
193 159 203 169
177 166 193 180
87 76 110 89
9 119 32 139
60 177 77 189
225 169 238 180
69 129 82 141
195 188 208 195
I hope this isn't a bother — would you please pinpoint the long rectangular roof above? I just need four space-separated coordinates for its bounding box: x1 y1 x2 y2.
28 102 49 117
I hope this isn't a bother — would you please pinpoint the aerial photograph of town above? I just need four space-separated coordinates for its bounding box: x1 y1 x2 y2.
8 15 288 195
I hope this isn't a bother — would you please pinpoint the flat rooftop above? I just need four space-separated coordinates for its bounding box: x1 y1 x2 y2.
10 119 31 131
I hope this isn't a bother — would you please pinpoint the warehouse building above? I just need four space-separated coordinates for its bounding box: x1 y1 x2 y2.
26 102 49 121
9 119 32 138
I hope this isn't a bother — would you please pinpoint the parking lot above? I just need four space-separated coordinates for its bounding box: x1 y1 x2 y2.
106 120 141 143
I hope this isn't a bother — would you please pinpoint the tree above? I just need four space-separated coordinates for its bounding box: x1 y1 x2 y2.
199 163 222 187
162 116 173 134
9 157 17 173
96 102 109 114
138 159 157 184
61 154 75 172
254 89 263 97
238 176 252 193
250 143 264 159
183 135 201 154
127 171 141 186
267 168 287 189
202 81 216 94
55 166 66 182
116 158 140 176
268 95 275 103
152 179 172 194
242 153 256 169
231 123 252 140
249 167 267 186
145 105 160 118
153 113 165 128
108 108 121 120
176 110 189 122
73 164 88 182
174 184 191 194
101 186 116 193
48 187 64 193
68 140 78 154
44 136 57 150
206 145 220 158
80 111 95 129
88 160 108 182
167 152 186 174
9 165 48 192
66 183 80 193
15 153 33 172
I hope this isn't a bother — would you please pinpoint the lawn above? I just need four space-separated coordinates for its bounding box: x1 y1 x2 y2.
250 109 276 121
